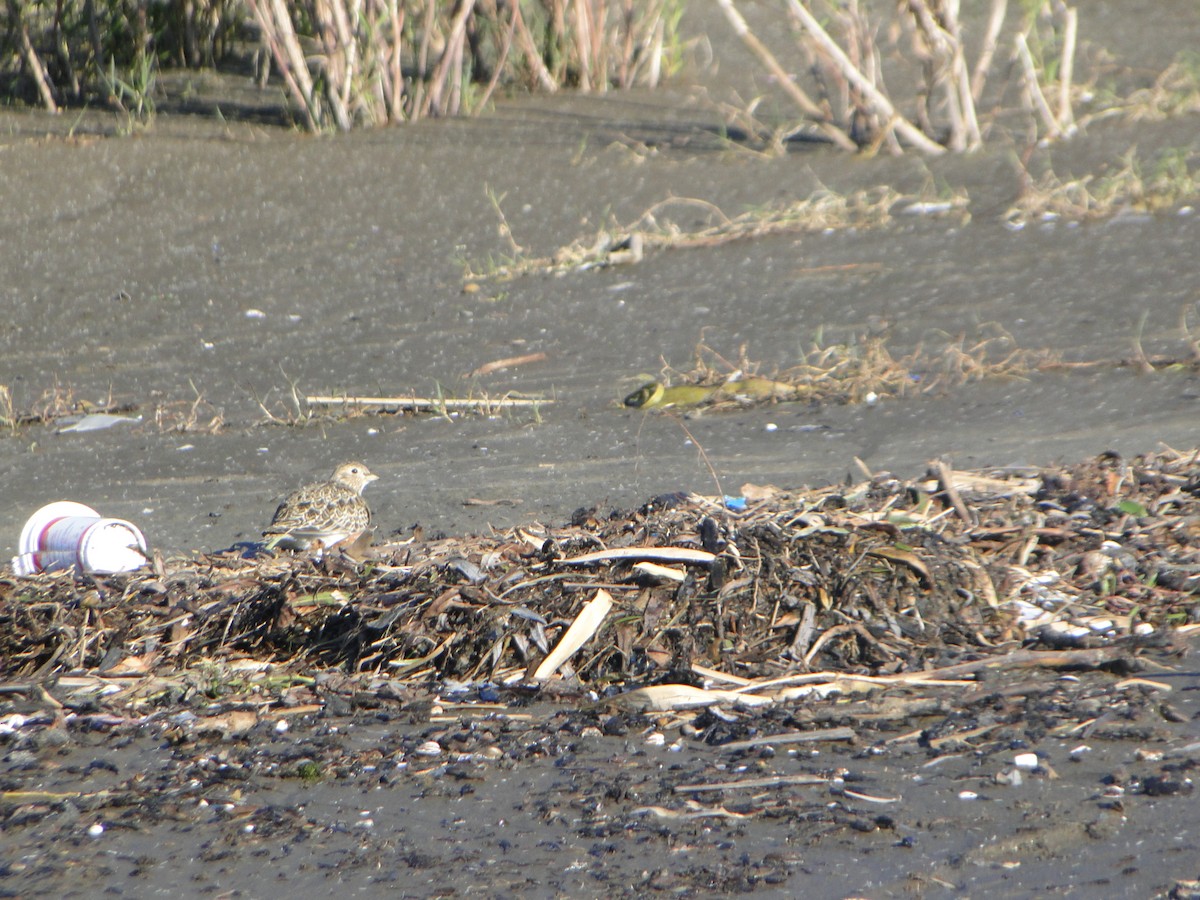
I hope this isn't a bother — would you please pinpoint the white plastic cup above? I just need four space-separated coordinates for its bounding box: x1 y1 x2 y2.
12 501 150 576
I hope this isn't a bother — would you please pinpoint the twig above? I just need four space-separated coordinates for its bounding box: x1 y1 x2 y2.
933 459 976 525
719 726 856 751
470 352 547 377
675 773 830 793
666 413 724 501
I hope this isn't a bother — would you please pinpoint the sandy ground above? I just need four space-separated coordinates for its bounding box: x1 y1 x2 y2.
2 0 1200 896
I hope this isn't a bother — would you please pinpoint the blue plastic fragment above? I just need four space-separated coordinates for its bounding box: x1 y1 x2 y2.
724 496 748 511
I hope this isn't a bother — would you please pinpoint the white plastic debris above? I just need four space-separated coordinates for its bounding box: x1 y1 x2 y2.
900 200 958 216
56 413 139 434
1013 752 1040 770
13 501 149 576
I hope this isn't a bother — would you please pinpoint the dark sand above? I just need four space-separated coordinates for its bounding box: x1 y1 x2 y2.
2 0 1199 896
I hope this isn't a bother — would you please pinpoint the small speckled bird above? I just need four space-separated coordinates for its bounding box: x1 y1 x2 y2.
263 461 379 551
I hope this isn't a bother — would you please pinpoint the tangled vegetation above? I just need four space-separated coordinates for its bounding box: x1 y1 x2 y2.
1 0 681 129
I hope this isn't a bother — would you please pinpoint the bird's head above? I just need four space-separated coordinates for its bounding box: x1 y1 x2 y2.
331 461 379 493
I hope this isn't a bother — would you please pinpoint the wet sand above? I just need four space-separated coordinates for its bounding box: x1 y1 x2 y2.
2 656 1199 898
2 1 1200 896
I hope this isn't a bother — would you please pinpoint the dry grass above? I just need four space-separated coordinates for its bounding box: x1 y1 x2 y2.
0 380 127 430
1085 52 1200 125
1005 147 1200 227
628 314 1200 415
152 383 226 434
466 185 968 282
623 327 1059 412
0 380 229 436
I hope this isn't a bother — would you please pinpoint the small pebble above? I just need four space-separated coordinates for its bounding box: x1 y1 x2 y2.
995 768 1023 787
87 823 105 838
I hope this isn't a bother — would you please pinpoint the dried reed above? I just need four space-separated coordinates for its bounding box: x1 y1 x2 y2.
244 0 679 130
712 0 1081 154
3 0 677 129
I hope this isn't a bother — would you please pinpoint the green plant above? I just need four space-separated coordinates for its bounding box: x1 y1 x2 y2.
100 50 158 126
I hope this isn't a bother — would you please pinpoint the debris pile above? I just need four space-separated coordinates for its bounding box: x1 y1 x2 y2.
2 447 1196 702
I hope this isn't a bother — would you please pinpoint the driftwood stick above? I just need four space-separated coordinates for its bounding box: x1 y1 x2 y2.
306 394 551 411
